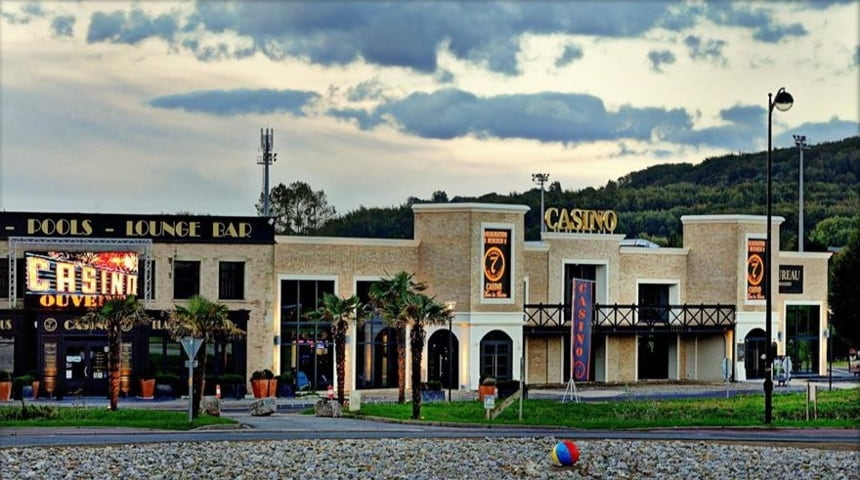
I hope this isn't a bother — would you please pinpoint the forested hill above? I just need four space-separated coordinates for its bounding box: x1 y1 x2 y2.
316 136 860 248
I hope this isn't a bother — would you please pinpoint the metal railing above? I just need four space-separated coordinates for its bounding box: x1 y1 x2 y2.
524 303 735 333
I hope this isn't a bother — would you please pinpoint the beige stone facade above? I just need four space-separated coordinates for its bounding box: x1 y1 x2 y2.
1 207 832 397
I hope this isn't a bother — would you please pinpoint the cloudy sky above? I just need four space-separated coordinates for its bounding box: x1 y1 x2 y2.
1 1 858 217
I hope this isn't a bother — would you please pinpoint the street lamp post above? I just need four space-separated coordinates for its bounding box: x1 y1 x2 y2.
532 173 550 233
793 134 807 252
824 327 832 391
765 87 794 424
445 301 457 402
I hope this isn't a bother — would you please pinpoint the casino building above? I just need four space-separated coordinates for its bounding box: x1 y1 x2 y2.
1 205 831 398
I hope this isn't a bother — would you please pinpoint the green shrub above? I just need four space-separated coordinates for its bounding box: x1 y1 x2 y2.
12 374 34 388
0 370 11 382
0 403 59 420
220 373 244 385
251 370 266 380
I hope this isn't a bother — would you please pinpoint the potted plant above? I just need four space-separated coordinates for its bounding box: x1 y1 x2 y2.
264 369 278 397
478 376 496 401
139 364 157 399
12 374 35 400
251 369 269 398
0 371 11 402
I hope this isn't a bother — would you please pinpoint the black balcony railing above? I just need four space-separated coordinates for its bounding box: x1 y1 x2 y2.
524 303 735 334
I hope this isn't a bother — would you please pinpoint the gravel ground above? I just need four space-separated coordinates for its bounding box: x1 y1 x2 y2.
2 437 858 480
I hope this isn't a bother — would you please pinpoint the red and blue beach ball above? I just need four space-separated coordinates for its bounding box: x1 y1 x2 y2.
550 440 580 466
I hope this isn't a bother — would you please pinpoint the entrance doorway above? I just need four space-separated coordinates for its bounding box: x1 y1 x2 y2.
637 334 669 379
744 328 768 379
64 341 109 396
428 330 458 389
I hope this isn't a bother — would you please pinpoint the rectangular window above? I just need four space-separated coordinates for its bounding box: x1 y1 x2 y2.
638 284 670 325
173 260 200 299
219 261 245 300
279 279 335 390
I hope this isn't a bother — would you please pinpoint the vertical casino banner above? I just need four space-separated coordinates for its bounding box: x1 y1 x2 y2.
571 278 594 381
746 239 766 300
482 229 511 299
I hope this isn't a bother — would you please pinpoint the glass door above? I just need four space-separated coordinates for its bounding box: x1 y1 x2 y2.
64 341 108 396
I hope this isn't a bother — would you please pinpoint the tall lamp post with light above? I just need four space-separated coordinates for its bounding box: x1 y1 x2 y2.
532 173 550 233
444 301 457 402
765 87 794 424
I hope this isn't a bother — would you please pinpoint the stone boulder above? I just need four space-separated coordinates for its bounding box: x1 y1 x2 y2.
201 396 221 417
314 399 343 418
250 397 277 416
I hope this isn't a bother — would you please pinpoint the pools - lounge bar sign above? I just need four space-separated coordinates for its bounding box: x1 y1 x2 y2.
543 208 618 234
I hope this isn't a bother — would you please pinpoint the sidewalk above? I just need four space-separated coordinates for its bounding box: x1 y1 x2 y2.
9 375 857 411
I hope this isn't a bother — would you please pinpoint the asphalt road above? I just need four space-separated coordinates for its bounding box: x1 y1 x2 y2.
2 412 858 449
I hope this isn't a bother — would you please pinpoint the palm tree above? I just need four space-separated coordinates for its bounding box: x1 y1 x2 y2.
403 292 453 419
368 271 426 403
164 295 245 419
307 292 365 405
75 296 151 411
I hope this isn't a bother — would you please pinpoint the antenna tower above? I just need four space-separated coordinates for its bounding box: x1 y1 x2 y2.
258 128 277 217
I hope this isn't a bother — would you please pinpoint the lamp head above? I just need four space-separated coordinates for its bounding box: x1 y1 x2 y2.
773 87 793 112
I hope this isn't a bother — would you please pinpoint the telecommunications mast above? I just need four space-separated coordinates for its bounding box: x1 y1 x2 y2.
258 128 277 217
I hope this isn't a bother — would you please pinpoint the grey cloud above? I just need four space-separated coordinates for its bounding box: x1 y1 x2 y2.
347 79 386 102
684 35 726 63
327 108 379 130
704 3 807 43
51 15 75 37
337 88 695 144
753 22 807 43
175 1 673 75
555 44 584 68
853 46 859 66
73 2 825 75
1 1 43 24
22 2 44 16
776 118 860 148
647 50 675 72
719 105 764 127
87 9 178 45
148 89 320 116
328 88 829 151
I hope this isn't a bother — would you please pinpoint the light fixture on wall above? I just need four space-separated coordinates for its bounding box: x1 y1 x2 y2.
273 335 281 346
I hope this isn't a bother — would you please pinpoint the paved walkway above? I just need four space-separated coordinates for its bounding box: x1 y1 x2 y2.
10 373 858 411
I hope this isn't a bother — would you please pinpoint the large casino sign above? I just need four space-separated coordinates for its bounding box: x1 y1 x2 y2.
25 251 139 309
543 208 618 234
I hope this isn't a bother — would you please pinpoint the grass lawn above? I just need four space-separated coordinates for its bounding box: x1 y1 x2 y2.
357 388 860 429
0 405 237 430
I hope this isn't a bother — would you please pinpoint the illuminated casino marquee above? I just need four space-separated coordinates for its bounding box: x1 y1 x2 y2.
543 208 618 234
25 251 139 309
